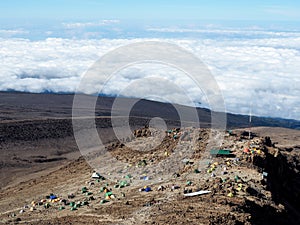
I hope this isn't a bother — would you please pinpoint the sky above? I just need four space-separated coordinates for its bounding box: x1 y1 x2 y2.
1 0 300 22
0 1 299 120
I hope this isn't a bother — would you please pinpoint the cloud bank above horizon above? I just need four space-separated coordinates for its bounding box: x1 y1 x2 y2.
0 27 299 120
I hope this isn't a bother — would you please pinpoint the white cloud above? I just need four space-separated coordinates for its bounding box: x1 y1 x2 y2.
62 20 120 29
0 29 299 120
146 27 300 38
0 29 28 37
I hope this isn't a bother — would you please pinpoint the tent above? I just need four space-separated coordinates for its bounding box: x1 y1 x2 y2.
184 190 211 197
210 149 233 157
91 172 101 179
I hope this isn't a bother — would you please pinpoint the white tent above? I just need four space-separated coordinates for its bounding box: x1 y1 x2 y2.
91 172 101 179
184 190 211 197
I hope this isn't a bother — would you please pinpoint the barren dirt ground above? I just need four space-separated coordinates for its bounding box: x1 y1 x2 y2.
1 91 299 225
1 125 300 225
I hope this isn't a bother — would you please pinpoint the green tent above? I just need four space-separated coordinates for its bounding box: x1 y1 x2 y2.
210 149 231 156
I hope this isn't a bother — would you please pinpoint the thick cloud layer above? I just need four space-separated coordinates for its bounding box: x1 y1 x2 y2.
0 29 299 120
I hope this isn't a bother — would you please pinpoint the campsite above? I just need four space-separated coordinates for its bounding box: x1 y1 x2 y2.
1 92 300 225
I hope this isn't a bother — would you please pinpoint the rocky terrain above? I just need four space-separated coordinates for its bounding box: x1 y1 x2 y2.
0 92 300 224
1 125 300 224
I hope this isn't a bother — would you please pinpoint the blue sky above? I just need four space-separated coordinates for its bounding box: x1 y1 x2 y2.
1 0 300 22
